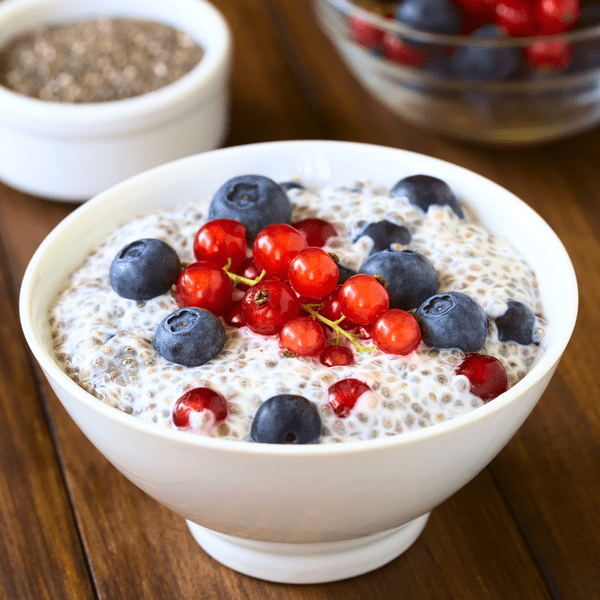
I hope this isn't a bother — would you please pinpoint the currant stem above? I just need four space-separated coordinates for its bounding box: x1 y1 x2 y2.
223 258 267 288
301 304 376 354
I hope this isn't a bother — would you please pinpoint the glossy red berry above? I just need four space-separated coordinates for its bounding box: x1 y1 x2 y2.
373 309 421 355
176 261 233 315
523 39 573 72
224 300 245 328
279 316 327 356
172 387 229 428
328 378 371 418
456 354 508 402
495 0 539 37
455 0 498 17
288 247 339 299
536 0 580 34
320 345 354 367
319 286 360 332
252 223 308 279
293 218 337 247
347 13 385 49
193 218 247 270
241 280 300 335
382 33 428 67
338 273 389 326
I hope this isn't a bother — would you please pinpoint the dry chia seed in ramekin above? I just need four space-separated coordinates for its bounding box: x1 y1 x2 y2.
0 17 204 102
48 179 546 443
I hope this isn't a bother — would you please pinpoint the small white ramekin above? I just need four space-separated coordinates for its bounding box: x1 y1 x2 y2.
0 0 232 201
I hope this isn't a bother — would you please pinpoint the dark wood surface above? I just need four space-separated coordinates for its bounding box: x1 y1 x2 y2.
1 0 599 598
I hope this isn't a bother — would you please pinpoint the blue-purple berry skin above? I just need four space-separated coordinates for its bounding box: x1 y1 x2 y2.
353 219 411 255
391 174 464 219
209 175 292 242
415 291 488 352
495 300 537 345
154 307 225 367
395 0 462 35
109 238 180 301
250 395 322 444
359 250 439 311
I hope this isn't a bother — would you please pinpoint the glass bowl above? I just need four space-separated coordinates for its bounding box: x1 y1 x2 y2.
314 0 600 145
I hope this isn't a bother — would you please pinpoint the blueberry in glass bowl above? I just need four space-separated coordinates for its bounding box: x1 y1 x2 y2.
314 0 600 145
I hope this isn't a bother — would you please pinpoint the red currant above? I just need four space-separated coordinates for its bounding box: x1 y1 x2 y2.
523 39 573 72
224 300 245 328
536 0 580 34
172 387 229 428
495 0 539 37
235 256 270 291
252 223 308 279
338 273 389 326
288 247 339 300
373 309 421 355
319 286 360 332
279 316 327 356
193 218 247 270
176 261 233 316
455 0 497 17
382 33 428 67
293 218 337 247
456 354 508 402
320 345 354 367
347 13 385 50
241 280 300 335
328 378 371 418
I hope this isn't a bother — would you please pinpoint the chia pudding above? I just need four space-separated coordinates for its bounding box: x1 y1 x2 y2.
48 176 546 443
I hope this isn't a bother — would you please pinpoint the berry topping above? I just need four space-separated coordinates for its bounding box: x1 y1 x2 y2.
494 0 538 36
338 273 390 326
415 291 488 352
391 174 464 219
252 223 308 279
359 249 439 311
193 218 247 270
153 307 226 367
495 299 538 345
395 0 463 34
279 316 327 356
288 247 339 299
293 218 337 247
223 300 245 328
353 219 411 255
208 175 292 242
109 238 180 301
337 263 358 285
456 354 508 402
536 0 581 34
319 286 360 332
320 345 354 367
328 378 371 418
172 387 229 428
175 261 233 316
373 309 422 355
241 280 300 335
279 180 306 191
250 395 322 444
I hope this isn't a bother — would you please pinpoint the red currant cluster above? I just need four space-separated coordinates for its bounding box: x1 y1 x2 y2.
350 0 585 72
175 216 422 367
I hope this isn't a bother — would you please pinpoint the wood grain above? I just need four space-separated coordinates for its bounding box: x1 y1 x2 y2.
1 0 599 597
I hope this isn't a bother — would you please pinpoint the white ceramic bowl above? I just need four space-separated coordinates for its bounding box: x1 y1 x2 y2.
19 140 577 584
0 0 231 201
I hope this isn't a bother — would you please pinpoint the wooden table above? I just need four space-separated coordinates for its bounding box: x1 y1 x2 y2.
1 1 599 598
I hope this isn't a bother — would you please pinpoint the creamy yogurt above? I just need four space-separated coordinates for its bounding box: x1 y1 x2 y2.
49 179 545 443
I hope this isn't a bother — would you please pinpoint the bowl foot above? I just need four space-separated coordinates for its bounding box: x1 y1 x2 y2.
186 512 430 584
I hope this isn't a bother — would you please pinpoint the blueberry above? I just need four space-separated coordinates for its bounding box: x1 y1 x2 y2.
153 307 226 367
208 175 292 242
337 263 357 285
109 238 180 301
495 300 537 345
353 219 411 255
415 291 488 352
359 250 439 311
391 174 464 219
450 25 520 82
395 0 462 35
250 395 322 444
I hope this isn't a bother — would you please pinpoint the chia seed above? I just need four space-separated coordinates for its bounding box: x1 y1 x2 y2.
0 17 204 102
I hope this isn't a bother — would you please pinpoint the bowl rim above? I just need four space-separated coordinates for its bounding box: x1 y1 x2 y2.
18 139 579 457
0 0 232 129
326 0 600 47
